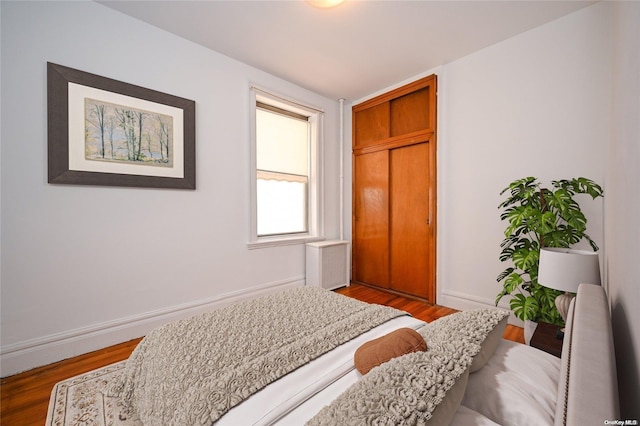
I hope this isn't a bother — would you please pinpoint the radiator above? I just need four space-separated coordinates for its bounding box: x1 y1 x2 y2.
305 240 350 290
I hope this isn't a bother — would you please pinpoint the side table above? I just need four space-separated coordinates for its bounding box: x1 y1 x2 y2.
529 321 563 357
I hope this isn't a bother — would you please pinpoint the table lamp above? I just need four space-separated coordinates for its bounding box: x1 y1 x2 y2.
538 248 601 331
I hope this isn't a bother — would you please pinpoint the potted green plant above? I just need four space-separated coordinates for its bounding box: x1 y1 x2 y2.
495 177 603 338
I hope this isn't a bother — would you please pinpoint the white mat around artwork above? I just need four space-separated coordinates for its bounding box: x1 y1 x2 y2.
46 361 141 426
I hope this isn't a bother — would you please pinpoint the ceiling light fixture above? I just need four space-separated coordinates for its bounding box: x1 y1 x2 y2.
306 0 345 9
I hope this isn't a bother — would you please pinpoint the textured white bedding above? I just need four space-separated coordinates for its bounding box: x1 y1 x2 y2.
287 340 559 426
220 316 560 426
218 316 427 425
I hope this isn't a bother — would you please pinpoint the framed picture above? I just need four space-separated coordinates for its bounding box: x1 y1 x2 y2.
47 62 196 189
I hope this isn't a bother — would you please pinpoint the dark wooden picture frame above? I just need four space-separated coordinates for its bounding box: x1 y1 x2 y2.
47 62 196 189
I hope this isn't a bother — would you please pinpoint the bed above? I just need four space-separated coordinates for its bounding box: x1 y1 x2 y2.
109 283 619 425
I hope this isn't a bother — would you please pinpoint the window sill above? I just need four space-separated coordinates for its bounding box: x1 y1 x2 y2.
247 235 324 250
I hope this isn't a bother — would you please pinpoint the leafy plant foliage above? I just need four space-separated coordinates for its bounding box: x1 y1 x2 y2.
496 177 603 325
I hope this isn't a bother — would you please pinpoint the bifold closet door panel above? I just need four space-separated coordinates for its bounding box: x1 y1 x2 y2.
353 150 390 288
389 142 431 299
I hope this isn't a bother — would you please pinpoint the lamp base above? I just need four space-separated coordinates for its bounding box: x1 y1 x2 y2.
555 291 575 326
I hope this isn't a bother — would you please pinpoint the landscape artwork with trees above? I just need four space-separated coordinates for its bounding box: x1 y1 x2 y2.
85 98 174 168
48 62 196 189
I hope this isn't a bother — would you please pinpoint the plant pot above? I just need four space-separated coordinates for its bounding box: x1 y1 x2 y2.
524 320 538 345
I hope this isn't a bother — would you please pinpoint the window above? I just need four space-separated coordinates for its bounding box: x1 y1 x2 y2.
256 104 309 236
249 87 323 247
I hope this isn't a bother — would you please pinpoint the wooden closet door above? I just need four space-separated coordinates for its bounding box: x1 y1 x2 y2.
352 74 437 302
353 150 390 288
389 142 431 299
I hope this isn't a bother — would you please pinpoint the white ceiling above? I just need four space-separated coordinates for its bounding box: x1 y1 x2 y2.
99 0 596 101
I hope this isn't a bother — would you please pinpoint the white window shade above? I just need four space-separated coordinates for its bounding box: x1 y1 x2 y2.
256 108 308 177
257 170 307 183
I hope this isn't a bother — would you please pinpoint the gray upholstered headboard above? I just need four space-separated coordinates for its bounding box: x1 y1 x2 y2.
554 283 619 426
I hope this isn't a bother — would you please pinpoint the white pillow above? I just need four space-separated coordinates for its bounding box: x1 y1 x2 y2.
307 308 509 425
451 405 502 426
424 308 510 375
463 340 561 426
470 316 509 373
307 343 472 425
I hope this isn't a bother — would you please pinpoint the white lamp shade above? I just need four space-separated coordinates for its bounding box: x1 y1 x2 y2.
538 248 601 293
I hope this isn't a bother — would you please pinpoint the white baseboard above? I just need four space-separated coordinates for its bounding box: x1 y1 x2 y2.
439 289 523 327
0 277 304 377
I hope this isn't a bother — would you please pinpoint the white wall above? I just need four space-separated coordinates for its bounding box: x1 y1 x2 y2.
436 3 611 315
607 2 640 419
3 4 636 407
0 1 342 376
350 4 612 318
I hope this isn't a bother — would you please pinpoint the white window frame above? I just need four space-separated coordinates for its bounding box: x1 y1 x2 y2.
248 85 324 249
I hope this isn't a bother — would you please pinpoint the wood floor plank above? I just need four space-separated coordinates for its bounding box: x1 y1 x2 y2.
335 283 525 343
0 337 142 425
0 284 523 424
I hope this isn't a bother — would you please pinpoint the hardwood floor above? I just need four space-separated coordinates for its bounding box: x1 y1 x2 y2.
1 337 143 426
0 283 523 424
335 284 524 343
